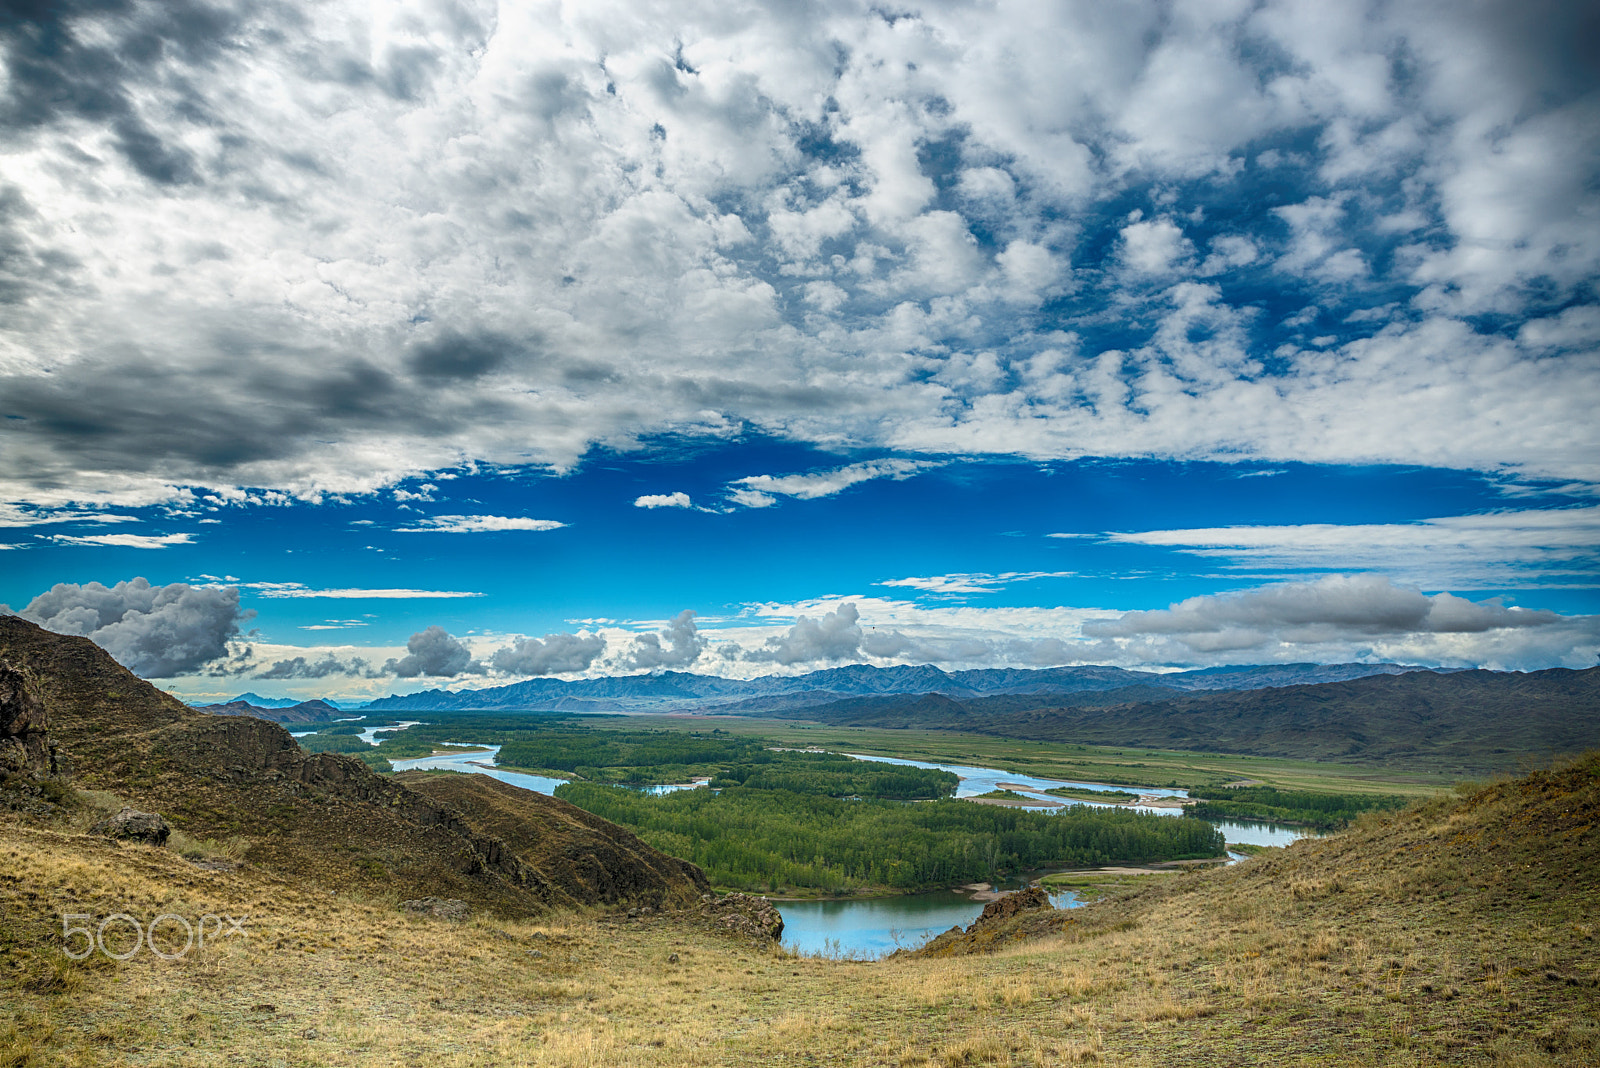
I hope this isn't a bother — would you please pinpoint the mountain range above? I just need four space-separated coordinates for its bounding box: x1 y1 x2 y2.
362 660 1433 714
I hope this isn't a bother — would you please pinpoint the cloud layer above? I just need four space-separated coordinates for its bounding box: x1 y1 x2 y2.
1 0 1595 514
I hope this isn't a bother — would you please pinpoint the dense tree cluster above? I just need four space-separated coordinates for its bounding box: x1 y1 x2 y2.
554 782 1224 893
1187 785 1411 831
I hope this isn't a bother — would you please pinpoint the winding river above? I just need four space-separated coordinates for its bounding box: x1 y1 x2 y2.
385 737 1311 957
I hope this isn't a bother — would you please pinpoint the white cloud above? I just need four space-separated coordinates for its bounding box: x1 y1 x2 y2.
234 583 484 599
1117 217 1194 276
0 505 139 528
394 516 567 533
880 571 1075 594
728 459 941 506
1090 506 1600 588
634 492 693 509
47 532 194 549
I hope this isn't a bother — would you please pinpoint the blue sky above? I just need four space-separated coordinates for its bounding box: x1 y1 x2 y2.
1 0 1597 700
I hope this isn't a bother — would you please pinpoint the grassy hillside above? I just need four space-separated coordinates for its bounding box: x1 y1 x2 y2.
0 617 707 915
5 748 1597 1064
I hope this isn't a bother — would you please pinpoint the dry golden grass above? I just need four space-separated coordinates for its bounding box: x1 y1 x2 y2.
5 757 1600 1067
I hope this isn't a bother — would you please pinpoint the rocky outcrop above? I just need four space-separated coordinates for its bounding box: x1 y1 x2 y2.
89 807 172 846
402 897 472 922
912 887 1066 957
0 661 53 777
694 892 784 942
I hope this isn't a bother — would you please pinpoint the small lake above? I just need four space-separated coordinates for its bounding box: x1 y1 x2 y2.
779 884 1084 958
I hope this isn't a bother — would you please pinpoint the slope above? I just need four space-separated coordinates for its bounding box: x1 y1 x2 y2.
0 616 706 915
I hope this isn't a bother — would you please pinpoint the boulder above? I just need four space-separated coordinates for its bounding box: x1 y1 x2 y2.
89 807 172 846
909 886 1064 957
401 896 472 922
696 892 784 942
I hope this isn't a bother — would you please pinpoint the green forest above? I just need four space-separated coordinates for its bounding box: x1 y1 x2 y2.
322 717 962 798
1186 784 1411 830
554 782 1225 893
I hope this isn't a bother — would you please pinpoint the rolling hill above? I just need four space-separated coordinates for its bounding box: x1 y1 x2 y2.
0 616 707 914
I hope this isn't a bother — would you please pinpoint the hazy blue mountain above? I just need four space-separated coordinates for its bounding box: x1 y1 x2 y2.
197 697 347 724
359 661 1428 714
205 692 343 710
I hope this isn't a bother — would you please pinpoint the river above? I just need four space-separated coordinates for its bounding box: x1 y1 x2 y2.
386 737 1313 957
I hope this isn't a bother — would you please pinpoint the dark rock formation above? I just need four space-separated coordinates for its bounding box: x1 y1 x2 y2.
402 897 472 922
0 660 51 776
89 807 172 846
694 892 784 942
912 887 1066 957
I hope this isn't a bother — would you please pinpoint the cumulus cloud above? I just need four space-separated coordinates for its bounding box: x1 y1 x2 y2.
746 602 870 665
634 492 693 509
621 610 705 670
15 577 251 677
394 516 566 533
491 632 607 676
383 626 485 678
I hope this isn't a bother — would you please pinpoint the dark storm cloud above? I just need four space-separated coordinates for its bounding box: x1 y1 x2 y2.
490 632 606 676
0 183 79 305
0 0 240 183
383 625 484 678
0 346 522 492
405 331 516 381
621 610 704 670
255 654 378 680
745 603 866 665
14 576 250 677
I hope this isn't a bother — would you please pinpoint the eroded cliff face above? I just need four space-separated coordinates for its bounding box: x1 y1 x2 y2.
0 661 52 778
0 617 711 917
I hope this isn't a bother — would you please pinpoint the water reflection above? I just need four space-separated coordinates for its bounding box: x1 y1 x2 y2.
845 752 1187 814
779 886 1084 959
389 743 568 794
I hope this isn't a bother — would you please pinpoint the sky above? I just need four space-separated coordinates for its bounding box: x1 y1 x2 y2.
0 0 1597 703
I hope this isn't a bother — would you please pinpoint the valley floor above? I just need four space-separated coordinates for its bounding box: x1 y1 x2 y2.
6 756 1599 1068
